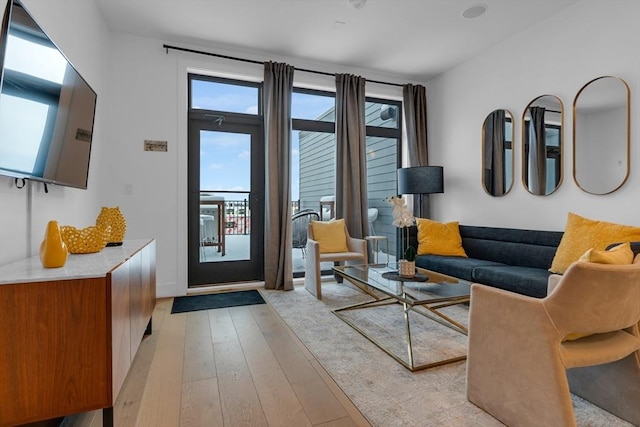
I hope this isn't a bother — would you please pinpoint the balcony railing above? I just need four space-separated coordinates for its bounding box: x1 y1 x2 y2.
223 199 302 235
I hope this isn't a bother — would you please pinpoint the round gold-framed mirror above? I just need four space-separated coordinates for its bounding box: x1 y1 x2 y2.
573 76 630 195
482 109 514 196
522 95 563 196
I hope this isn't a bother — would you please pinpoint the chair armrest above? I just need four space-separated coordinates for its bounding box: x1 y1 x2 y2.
469 284 558 348
306 237 319 258
547 274 563 295
346 235 368 263
468 284 562 397
467 285 574 427
470 284 549 324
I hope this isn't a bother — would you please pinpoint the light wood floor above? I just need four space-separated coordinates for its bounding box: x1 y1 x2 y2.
65 293 371 427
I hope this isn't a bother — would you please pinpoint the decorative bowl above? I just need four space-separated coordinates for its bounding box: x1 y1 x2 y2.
60 225 110 254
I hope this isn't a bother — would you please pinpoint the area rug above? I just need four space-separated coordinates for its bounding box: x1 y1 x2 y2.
261 282 633 427
171 290 265 314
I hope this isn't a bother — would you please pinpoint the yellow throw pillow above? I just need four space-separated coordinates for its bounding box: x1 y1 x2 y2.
550 213 640 274
416 218 467 257
310 219 349 253
563 332 592 342
578 242 634 265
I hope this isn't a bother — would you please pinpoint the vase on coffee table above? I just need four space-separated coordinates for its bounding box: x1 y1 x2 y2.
398 259 415 278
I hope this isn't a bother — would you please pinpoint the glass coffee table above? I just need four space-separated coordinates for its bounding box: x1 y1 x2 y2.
332 263 471 372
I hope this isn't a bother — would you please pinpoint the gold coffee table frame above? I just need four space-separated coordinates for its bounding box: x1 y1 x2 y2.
332 263 470 372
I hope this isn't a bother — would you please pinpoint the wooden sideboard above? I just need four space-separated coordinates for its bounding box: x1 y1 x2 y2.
0 239 156 427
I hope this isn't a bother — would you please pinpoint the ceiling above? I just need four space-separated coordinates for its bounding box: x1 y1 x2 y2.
95 0 578 82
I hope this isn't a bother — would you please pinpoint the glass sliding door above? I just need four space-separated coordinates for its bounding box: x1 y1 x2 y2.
291 89 336 276
290 90 402 274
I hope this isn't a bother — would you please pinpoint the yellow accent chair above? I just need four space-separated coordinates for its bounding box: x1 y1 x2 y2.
466 261 640 427
304 219 367 299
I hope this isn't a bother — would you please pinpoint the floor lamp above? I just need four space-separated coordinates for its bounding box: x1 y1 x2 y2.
397 166 444 218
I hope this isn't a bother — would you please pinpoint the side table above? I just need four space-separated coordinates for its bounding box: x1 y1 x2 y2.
365 235 389 266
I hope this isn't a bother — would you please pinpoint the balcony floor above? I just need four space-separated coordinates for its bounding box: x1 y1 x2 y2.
199 234 395 274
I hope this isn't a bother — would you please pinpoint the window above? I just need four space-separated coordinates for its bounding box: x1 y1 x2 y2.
293 88 336 214
292 89 401 274
190 77 259 114
363 98 402 250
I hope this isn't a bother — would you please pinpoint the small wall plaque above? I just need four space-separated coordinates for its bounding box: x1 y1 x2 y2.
76 128 92 142
144 140 168 152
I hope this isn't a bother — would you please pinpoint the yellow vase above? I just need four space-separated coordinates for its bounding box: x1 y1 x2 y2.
96 206 127 246
39 220 69 268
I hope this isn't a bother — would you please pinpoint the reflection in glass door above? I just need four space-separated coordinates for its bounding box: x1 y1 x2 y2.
188 119 264 287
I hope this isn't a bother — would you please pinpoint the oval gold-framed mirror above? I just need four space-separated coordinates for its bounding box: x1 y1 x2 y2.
482 109 514 196
573 76 630 195
522 95 563 196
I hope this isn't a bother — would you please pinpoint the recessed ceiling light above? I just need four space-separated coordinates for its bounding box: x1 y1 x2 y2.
462 4 488 19
348 0 367 10
332 20 346 29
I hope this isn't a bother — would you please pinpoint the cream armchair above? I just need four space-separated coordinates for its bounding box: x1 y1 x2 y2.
466 261 640 427
304 221 367 299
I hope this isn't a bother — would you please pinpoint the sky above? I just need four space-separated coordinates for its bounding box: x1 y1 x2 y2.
192 80 334 202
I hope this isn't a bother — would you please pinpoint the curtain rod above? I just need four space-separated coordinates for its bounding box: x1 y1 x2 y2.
163 43 404 88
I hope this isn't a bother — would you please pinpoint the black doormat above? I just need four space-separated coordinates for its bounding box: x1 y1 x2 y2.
171 290 265 314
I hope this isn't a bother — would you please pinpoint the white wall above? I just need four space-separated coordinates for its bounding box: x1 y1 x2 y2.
0 0 109 265
426 0 640 231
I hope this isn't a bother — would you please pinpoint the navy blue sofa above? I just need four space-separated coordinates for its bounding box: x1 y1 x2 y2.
408 225 564 298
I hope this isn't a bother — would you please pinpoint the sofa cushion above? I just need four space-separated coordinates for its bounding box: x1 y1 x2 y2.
459 225 563 270
471 265 552 298
415 255 502 282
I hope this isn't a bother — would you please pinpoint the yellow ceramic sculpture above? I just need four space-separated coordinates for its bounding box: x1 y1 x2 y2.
96 206 127 246
39 220 68 268
60 225 110 254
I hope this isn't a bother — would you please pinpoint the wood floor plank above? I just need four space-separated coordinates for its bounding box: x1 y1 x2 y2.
307 358 371 427
61 409 99 427
59 294 370 427
250 303 350 425
209 306 238 344
182 310 216 383
180 377 223 427
231 306 313 427
113 298 172 426
214 324 269 427
134 309 186 427
316 416 363 427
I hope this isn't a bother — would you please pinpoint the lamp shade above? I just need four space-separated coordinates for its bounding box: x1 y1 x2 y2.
397 166 444 195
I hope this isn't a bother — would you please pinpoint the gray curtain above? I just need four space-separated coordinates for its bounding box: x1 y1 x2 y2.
335 74 368 239
528 106 547 195
484 110 505 195
263 61 294 290
403 84 430 217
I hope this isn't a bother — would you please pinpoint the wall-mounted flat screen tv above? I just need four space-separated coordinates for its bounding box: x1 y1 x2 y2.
0 0 97 189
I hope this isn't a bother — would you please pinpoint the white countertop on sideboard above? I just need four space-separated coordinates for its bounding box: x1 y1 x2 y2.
0 239 154 285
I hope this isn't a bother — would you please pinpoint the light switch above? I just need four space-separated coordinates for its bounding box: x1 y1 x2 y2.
124 184 133 195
